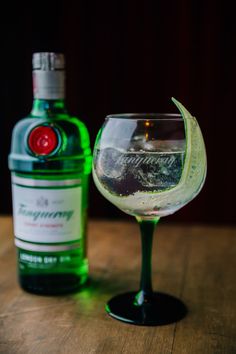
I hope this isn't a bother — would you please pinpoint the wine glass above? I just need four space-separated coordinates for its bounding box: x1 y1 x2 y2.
92 98 207 326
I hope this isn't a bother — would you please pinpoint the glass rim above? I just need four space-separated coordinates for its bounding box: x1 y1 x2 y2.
106 113 182 120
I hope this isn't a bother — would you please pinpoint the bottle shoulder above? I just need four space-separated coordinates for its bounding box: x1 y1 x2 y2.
11 114 90 143
9 114 91 173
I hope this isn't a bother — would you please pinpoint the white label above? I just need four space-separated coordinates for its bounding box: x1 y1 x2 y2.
33 71 65 99
12 178 82 244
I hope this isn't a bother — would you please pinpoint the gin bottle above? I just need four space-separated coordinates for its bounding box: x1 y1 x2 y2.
8 52 91 294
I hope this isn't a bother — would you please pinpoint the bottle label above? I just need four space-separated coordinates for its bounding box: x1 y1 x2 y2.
33 70 65 99
12 175 82 251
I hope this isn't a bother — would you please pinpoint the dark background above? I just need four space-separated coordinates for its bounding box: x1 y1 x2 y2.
0 1 235 223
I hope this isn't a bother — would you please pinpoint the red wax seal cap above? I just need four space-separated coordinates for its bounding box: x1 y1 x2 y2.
28 125 58 155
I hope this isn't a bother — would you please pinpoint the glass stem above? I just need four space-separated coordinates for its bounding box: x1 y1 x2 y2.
135 217 159 306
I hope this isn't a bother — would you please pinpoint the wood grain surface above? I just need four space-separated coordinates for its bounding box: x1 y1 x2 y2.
0 216 235 354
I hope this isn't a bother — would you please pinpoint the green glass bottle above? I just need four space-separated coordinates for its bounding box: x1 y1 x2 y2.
8 52 92 294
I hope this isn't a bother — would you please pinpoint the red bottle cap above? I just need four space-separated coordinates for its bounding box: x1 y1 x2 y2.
28 125 58 155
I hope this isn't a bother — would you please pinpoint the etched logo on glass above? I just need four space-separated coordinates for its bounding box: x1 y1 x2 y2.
95 147 185 195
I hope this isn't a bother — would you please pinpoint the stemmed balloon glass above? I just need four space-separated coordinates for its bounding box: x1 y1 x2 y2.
92 98 207 325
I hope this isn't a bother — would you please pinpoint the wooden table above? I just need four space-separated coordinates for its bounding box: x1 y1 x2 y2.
0 216 236 354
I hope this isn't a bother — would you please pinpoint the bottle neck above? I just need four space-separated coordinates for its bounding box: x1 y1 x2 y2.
31 99 67 118
31 69 67 118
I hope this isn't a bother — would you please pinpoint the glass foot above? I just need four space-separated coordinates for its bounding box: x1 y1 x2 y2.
106 291 187 326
